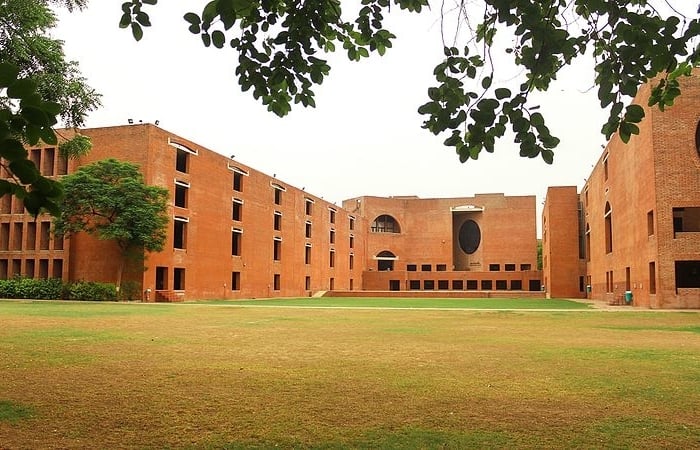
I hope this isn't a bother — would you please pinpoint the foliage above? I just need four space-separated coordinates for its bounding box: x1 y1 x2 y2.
0 62 64 216
53 158 169 288
119 0 699 163
68 280 118 301
0 0 101 128
118 280 141 301
0 276 65 299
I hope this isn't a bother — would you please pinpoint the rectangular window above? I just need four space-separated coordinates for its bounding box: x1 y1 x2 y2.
39 222 50 250
481 280 493 290
232 199 243 221
305 221 312 238
329 249 335 268
505 264 516 272
675 260 700 288
173 268 185 290
625 267 631 291
174 181 189 208
511 280 523 290
57 153 68 175
24 259 34 278
233 172 243 192
273 274 281 290
26 222 36 250
0 223 8 251
329 229 335 244
407 264 417 272
232 229 242 256
329 277 334 290
0 259 9 279
329 209 336 224
43 147 55 176
231 271 241 290
176 149 189 173
495 280 508 290
673 207 700 235
520 264 532 271
30 149 41 172
39 259 48 279
647 210 654 236
13 223 22 250
421 264 431 272
649 262 656 294
349 254 354 270
579 276 585 293
489 264 500 271
452 280 464 290
305 276 311 290
274 211 282 231
349 216 355 230
174 217 188 249
349 235 354 248
11 259 20 277
436 264 447 271
53 233 63 251
423 280 435 290
305 244 311 264
437 280 449 290
409 280 420 290
274 189 282 205
52 259 63 279
305 198 313 215
273 238 281 261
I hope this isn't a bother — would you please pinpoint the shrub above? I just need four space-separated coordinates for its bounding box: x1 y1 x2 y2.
119 281 141 301
68 281 117 302
0 277 65 299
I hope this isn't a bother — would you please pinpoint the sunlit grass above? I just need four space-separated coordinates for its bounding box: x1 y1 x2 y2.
0 301 697 449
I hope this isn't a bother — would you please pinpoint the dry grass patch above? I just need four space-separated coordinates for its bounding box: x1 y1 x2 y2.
0 301 698 449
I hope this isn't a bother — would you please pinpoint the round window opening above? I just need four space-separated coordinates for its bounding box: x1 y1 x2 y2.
458 220 481 254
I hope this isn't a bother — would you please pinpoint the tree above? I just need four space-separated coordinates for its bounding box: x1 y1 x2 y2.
53 158 169 290
118 0 700 163
0 0 100 216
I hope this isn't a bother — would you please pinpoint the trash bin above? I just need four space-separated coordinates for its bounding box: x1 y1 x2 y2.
624 290 633 304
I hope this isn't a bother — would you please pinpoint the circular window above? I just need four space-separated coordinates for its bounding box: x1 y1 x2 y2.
458 220 481 254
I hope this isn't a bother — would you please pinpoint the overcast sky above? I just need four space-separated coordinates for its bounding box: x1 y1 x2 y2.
52 2 694 220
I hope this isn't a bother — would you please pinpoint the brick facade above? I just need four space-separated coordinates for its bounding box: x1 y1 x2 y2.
543 71 700 308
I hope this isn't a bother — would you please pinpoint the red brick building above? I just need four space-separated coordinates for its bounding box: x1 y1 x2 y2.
543 72 700 309
0 125 364 300
342 194 542 294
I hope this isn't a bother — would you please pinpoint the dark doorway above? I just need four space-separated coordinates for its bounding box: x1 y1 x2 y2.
389 280 400 291
156 266 168 290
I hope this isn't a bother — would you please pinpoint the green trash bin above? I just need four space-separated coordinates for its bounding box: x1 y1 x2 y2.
624 290 633 304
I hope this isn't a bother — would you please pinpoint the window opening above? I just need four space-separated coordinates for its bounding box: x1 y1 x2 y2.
329 249 335 268
232 229 242 256
39 222 50 250
489 264 500 271
675 261 700 288
174 217 188 249
436 264 447 271
329 229 335 244
437 280 449 290
371 215 400 233
520 264 532 271
305 221 312 238
274 211 282 231
466 280 478 290
511 280 523 290
452 280 464 290
173 268 185 290
481 280 493 290
232 199 243 221
329 208 336 224
409 280 420 290
273 274 281 290
43 148 55 176
175 181 189 208
231 272 241 290
604 202 613 253
26 222 36 250
647 210 654 236
305 198 314 215
424 280 435 290
273 238 281 261
305 244 311 264
649 262 656 294
505 264 516 271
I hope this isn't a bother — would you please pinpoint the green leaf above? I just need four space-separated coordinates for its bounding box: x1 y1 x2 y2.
0 62 19 88
9 159 40 185
131 22 143 41
624 104 645 123
184 12 200 25
212 30 225 48
0 139 28 161
494 88 511 100
7 79 37 99
481 76 492 89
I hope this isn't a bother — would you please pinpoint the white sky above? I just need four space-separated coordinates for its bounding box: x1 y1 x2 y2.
52 2 695 223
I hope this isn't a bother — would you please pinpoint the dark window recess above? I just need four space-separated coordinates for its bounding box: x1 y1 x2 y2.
496 280 508 290
673 207 700 234
233 172 243 191
437 280 449 290
529 280 542 291
436 264 447 271
273 274 281 290
389 280 400 291
409 280 421 290
305 200 313 215
511 280 523 290
458 220 481 254
329 210 336 224
466 280 478 290
489 264 500 271
231 272 241 290
305 222 312 238
274 213 282 231
305 245 311 264
175 184 187 208
231 231 241 256
232 201 242 221
481 280 493 290
371 215 400 233
173 268 185 290
305 276 311 290
273 240 281 261
174 221 187 249
505 264 516 271
329 250 335 268
421 264 431 272
407 264 417 271
274 189 282 205
452 280 464 290
675 261 700 288
423 280 435 290
176 149 188 173
520 264 532 271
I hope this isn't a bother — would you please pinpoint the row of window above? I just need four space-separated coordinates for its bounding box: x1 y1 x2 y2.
0 258 63 280
0 222 63 252
402 263 532 272
230 271 354 291
388 279 541 291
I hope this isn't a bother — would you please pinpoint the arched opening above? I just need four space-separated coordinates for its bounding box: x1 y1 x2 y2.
604 203 613 254
371 215 400 233
376 250 396 271
458 220 481 254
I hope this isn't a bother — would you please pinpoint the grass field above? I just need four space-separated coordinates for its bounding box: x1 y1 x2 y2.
0 299 698 449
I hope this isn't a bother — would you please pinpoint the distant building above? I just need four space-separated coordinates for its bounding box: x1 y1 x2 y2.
543 71 700 308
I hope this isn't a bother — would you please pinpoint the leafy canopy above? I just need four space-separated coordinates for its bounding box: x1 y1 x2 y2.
119 0 700 163
53 158 169 254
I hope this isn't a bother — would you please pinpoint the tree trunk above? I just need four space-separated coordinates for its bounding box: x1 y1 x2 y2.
116 255 124 298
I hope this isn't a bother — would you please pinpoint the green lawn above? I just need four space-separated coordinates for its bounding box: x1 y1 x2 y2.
199 297 592 309
0 299 698 449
